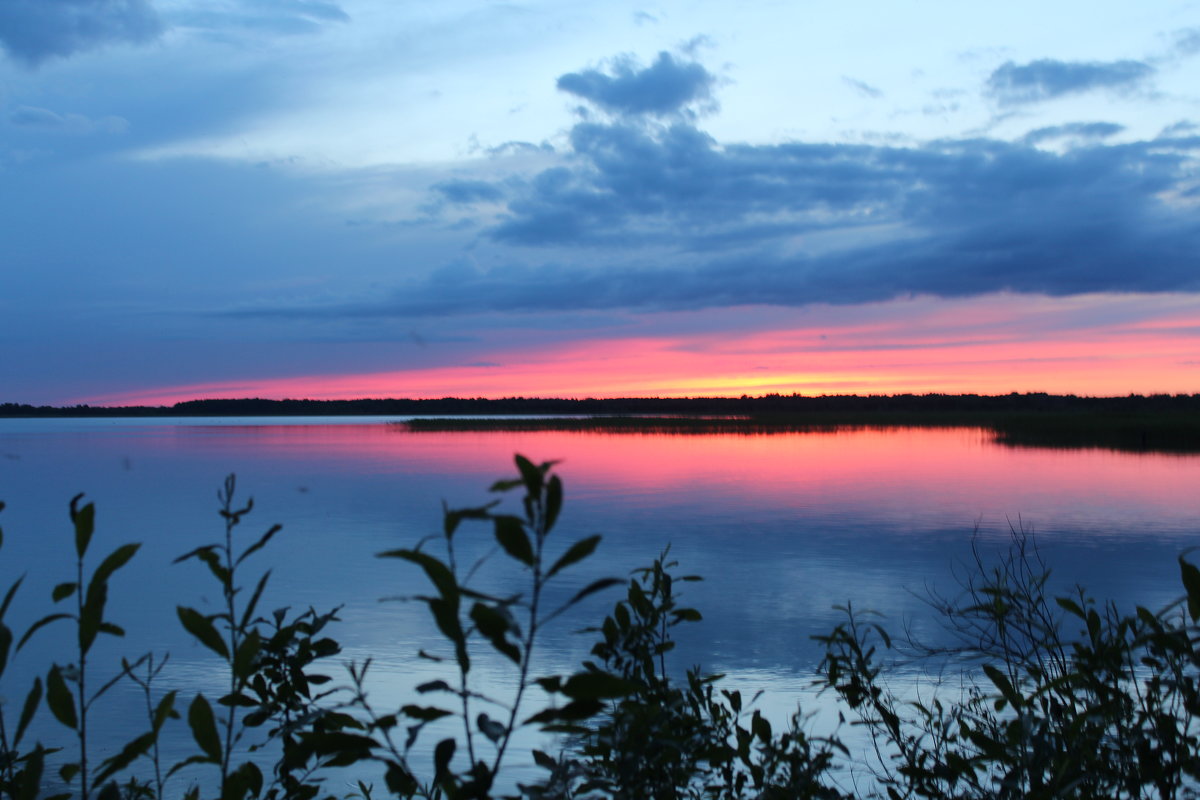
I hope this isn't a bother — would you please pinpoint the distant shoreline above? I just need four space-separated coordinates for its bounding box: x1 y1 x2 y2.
4 392 1200 418
3 394 1199 453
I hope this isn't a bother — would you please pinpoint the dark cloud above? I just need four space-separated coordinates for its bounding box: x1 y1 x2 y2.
374 119 1200 317
843 76 883 99
986 58 1154 105
1022 121 1125 144
0 0 162 67
556 52 716 117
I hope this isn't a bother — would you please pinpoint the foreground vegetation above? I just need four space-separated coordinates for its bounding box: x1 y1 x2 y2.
3 456 1200 799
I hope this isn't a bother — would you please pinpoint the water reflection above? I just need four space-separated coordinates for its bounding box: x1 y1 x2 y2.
1 419 1197 783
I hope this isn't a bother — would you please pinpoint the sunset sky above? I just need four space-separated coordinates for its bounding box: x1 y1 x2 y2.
2 0 1199 405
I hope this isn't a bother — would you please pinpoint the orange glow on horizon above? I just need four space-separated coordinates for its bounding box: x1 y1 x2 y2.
85 294 1200 406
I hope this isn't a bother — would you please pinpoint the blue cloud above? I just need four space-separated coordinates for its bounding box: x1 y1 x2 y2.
8 104 128 134
1022 122 1125 144
363 119 1200 316
432 180 507 204
986 58 1154 105
0 0 162 67
843 76 883 99
556 52 716 117
168 0 349 37
1172 27 1200 57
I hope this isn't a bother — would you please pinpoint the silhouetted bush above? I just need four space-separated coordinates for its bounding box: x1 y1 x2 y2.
2 458 1200 799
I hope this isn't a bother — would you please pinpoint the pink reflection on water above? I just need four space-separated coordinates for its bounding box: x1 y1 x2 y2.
123 423 1200 538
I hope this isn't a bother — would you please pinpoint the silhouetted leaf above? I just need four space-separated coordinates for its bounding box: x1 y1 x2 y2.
550 577 622 620
524 699 603 725
18 613 70 650
223 761 263 800
534 676 562 694
401 705 453 721
416 680 454 694
562 671 636 700
239 571 271 631
1055 597 1085 619
545 475 563 532
167 755 217 779
70 495 93 558
477 713 505 743
236 523 282 567
470 602 521 664
153 691 178 733
79 580 108 654
93 731 156 786
514 454 543 499
547 535 601 579
51 582 76 603
983 664 1022 710
177 607 230 660
14 744 46 800
494 516 534 566
426 597 469 673
752 711 772 742
233 630 261 681
0 623 10 676
15 677 42 746
188 695 222 763
91 543 139 590
378 549 458 605
98 622 124 637
46 665 76 730
1181 556 1200 622
218 692 260 708
441 503 497 539
384 761 418 796
433 738 456 782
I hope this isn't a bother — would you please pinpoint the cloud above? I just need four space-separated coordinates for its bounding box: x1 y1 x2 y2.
1172 27 1200 57
432 179 506 204
0 0 162 67
1022 121 1125 145
168 0 349 37
843 76 883 99
1160 120 1198 137
556 52 716 117
986 58 1154 105
367 117 1200 317
8 105 129 134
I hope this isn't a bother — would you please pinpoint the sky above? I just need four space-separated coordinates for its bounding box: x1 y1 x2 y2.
2 0 1199 405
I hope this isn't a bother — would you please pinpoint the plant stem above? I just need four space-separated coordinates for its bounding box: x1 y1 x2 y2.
76 546 89 800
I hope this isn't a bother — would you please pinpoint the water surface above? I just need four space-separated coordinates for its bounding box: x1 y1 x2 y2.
1 418 1197 788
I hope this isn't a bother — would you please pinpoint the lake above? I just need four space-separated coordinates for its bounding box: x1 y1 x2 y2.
1 417 1198 792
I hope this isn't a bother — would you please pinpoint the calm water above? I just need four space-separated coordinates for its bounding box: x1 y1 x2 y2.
1 417 1198 789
